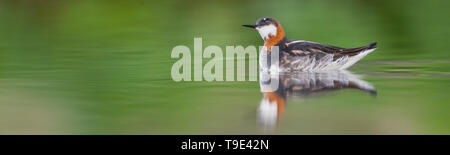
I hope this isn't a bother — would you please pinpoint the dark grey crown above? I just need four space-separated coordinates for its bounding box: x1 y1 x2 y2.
256 17 278 27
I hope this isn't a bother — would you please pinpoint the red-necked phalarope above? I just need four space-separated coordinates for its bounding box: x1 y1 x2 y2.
243 17 378 72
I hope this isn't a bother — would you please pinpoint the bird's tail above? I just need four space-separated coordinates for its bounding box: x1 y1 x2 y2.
341 42 378 55
367 42 378 49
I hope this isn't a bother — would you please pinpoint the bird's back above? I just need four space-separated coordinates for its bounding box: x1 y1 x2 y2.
278 40 377 71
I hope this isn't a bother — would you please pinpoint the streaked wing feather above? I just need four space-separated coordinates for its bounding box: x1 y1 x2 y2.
285 40 376 60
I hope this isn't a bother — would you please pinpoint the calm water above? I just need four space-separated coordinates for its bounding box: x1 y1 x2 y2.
0 0 449 134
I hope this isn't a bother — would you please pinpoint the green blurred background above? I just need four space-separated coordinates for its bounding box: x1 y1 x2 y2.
0 0 449 134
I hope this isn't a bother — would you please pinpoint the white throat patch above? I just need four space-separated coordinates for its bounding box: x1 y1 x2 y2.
256 24 277 41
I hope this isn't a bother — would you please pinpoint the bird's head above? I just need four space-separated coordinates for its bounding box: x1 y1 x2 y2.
242 17 286 44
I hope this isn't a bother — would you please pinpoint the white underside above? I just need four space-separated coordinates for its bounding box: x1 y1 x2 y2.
275 48 376 72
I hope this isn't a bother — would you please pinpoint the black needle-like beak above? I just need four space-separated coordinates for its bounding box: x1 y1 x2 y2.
242 25 257 29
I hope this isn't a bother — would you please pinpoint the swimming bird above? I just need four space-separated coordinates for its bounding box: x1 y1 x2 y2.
243 17 378 72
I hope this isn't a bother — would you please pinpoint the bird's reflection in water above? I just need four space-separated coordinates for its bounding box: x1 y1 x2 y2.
257 70 377 132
